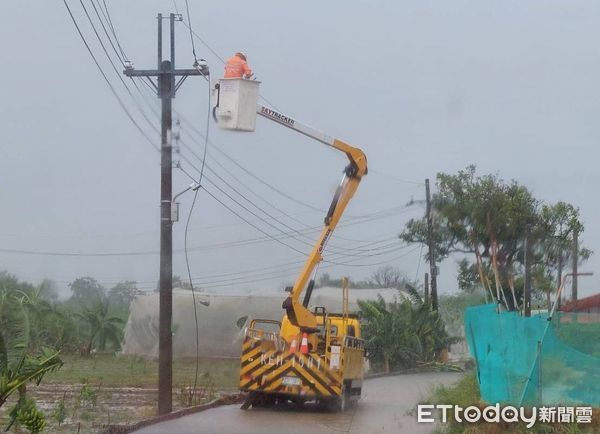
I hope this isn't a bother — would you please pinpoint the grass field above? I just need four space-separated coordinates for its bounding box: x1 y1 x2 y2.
45 354 240 388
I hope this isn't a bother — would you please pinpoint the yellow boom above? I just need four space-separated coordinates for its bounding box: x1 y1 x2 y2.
257 105 368 333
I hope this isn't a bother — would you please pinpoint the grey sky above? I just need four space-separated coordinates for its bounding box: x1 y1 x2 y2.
2 1 599 298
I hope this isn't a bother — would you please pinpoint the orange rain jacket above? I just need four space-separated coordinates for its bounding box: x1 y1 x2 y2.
224 55 253 79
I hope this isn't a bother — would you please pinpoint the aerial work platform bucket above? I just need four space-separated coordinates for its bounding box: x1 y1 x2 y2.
214 78 260 132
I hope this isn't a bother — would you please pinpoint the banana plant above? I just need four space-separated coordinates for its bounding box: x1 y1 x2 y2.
358 295 459 372
0 290 63 408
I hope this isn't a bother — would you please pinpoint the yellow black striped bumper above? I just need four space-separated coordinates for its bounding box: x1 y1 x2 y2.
239 338 342 398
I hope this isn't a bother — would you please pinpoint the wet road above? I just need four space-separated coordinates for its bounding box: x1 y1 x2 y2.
135 372 461 434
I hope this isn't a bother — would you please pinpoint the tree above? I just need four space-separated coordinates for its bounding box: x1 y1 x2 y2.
108 280 140 306
77 298 124 355
38 279 59 302
370 266 405 288
0 272 35 295
456 259 485 292
400 166 591 310
534 202 592 307
154 275 191 291
317 268 411 289
68 277 106 309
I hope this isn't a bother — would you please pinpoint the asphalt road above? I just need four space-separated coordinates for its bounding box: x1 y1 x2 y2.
135 372 462 434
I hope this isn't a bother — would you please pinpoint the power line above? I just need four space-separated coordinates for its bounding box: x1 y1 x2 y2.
200 145 318 231
196 168 415 266
182 0 198 63
330 245 422 268
88 0 125 64
176 138 376 254
175 111 410 223
6 234 413 288
177 14 225 63
177 152 326 250
140 237 407 283
11 242 415 291
177 158 406 243
78 0 161 138
132 244 421 291
201 185 309 256
178 146 374 257
180 148 315 248
179 118 326 213
178 152 417 257
89 0 164 132
129 247 416 291
182 66 209 400
414 243 424 283
61 0 159 151
0 214 405 258
99 0 128 61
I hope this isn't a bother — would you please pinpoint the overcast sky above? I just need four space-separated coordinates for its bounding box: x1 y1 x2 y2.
2 0 599 299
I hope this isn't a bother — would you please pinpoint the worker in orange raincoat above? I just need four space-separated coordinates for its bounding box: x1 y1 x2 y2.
224 52 253 79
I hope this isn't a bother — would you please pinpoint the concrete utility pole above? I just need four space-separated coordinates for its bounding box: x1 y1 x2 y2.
523 224 532 317
425 179 438 310
123 13 208 415
424 272 429 306
572 227 578 302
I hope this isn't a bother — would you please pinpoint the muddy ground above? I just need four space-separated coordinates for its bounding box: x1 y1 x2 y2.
0 382 236 433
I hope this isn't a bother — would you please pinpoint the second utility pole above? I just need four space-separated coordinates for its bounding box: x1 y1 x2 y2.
124 13 208 415
425 179 438 310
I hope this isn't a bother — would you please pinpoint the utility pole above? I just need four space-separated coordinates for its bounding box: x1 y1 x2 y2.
557 252 563 308
572 227 578 302
123 13 208 415
425 179 438 310
523 224 532 317
424 272 429 306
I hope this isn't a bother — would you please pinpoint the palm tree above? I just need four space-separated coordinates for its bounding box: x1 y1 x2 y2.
0 290 62 408
78 298 124 355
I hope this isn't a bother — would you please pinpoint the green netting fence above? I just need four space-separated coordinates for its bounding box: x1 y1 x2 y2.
464 303 600 406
